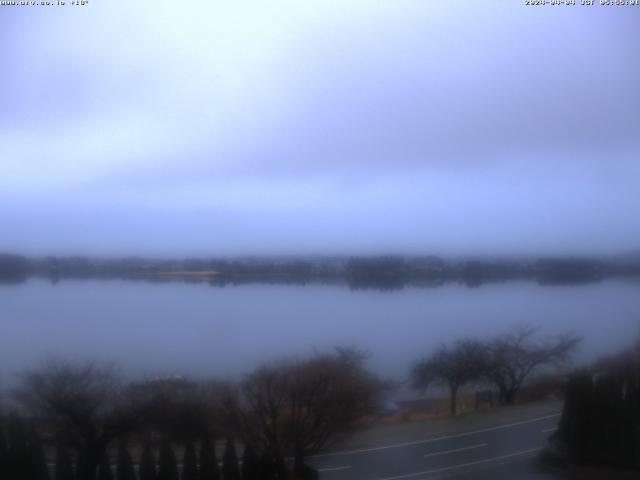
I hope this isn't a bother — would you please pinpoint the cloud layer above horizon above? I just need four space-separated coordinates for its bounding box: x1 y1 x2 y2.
1 1 639 256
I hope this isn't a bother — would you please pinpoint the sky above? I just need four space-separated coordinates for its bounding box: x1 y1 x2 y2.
1 0 639 256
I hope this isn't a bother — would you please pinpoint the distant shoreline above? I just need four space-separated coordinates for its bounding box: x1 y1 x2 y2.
130 270 220 279
2 252 640 289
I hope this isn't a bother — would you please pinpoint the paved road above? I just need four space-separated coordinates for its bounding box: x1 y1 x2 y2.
309 411 561 480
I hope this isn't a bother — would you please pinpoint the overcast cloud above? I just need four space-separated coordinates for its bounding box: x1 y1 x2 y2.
1 1 639 256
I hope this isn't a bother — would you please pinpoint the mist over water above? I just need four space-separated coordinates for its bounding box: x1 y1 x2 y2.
2 278 639 388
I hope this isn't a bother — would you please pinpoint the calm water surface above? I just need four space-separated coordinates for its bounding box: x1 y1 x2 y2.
2 279 639 384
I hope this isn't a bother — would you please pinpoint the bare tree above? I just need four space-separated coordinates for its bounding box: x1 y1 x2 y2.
285 348 383 472
140 377 224 444
224 348 383 477
412 339 487 416
223 365 289 477
484 325 581 404
15 361 144 480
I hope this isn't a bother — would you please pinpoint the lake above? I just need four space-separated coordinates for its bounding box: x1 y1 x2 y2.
1 278 639 387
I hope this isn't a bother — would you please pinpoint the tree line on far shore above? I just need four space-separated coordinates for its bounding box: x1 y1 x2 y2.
4 252 638 288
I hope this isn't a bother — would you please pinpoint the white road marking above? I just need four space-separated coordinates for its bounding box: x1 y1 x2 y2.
318 465 352 473
423 443 487 458
541 427 557 433
373 447 543 480
311 413 560 458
